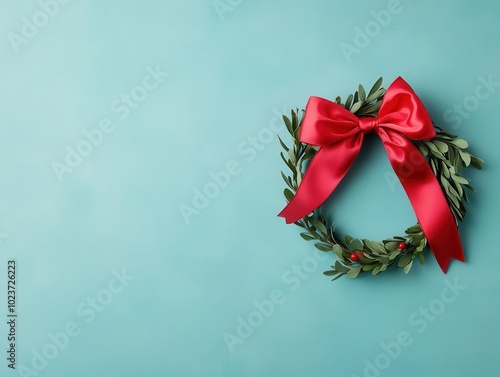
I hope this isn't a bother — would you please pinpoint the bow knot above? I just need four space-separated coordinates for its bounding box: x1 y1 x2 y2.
359 117 379 134
278 77 465 273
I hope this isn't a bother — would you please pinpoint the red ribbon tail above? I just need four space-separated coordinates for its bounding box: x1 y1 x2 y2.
278 137 363 223
382 132 465 273
425 219 465 273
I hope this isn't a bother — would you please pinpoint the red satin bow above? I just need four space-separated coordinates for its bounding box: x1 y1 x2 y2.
278 77 464 272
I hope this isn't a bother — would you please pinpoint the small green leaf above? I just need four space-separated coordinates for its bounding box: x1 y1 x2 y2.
459 149 471 166
283 115 293 135
362 264 377 271
358 85 366 102
345 94 353 110
347 265 362 278
389 250 400 260
451 139 469 149
350 101 363 114
310 218 328 235
284 188 294 202
433 140 449 153
368 77 383 97
349 238 364 251
364 240 386 254
385 241 399 251
451 174 469 185
403 260 413 274
333 245 345 261
300 233 316 241
417 143 429 157
397 252 413 268
277 135 289 152
334 260 349 273
315 243 332 252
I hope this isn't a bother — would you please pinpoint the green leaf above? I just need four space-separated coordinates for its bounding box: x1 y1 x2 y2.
365 89 386 103
300 232 316 241
349 238 364 251
350 101 363 114
417 143 429 157
385 241 399 251
459 149 471 166
310 218 328 235
345 235 354 245
451 174 469 185
362 264 377 271
470 156 485 166
403 260 413 274
323 269 339 276
426 142 446 160
315 243 332 252
291 110 298 132
284 188 294 202
358 85 366 102
347 265 362 278
331 273 346 281
464 184 476 192
389 250 400 260
281 171 294 189
398 252 413 268
364 239 386 254
334 260 349 273
418 252 425 265
433 140 449 153
277 135 289 152
333 245 345 261
451 139 469 149
345 94 353 110
368 77 383 97
372 265 382 275
283 115 293 135
441 161 450 178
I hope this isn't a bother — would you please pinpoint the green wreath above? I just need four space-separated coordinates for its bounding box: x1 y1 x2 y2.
278 78 484 280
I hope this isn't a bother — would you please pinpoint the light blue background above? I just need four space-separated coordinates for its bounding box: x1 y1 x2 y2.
0 0 498 376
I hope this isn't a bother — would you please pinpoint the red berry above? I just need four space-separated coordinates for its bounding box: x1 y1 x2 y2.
398 242 406 250
350 252 360 262
359 252 366 258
